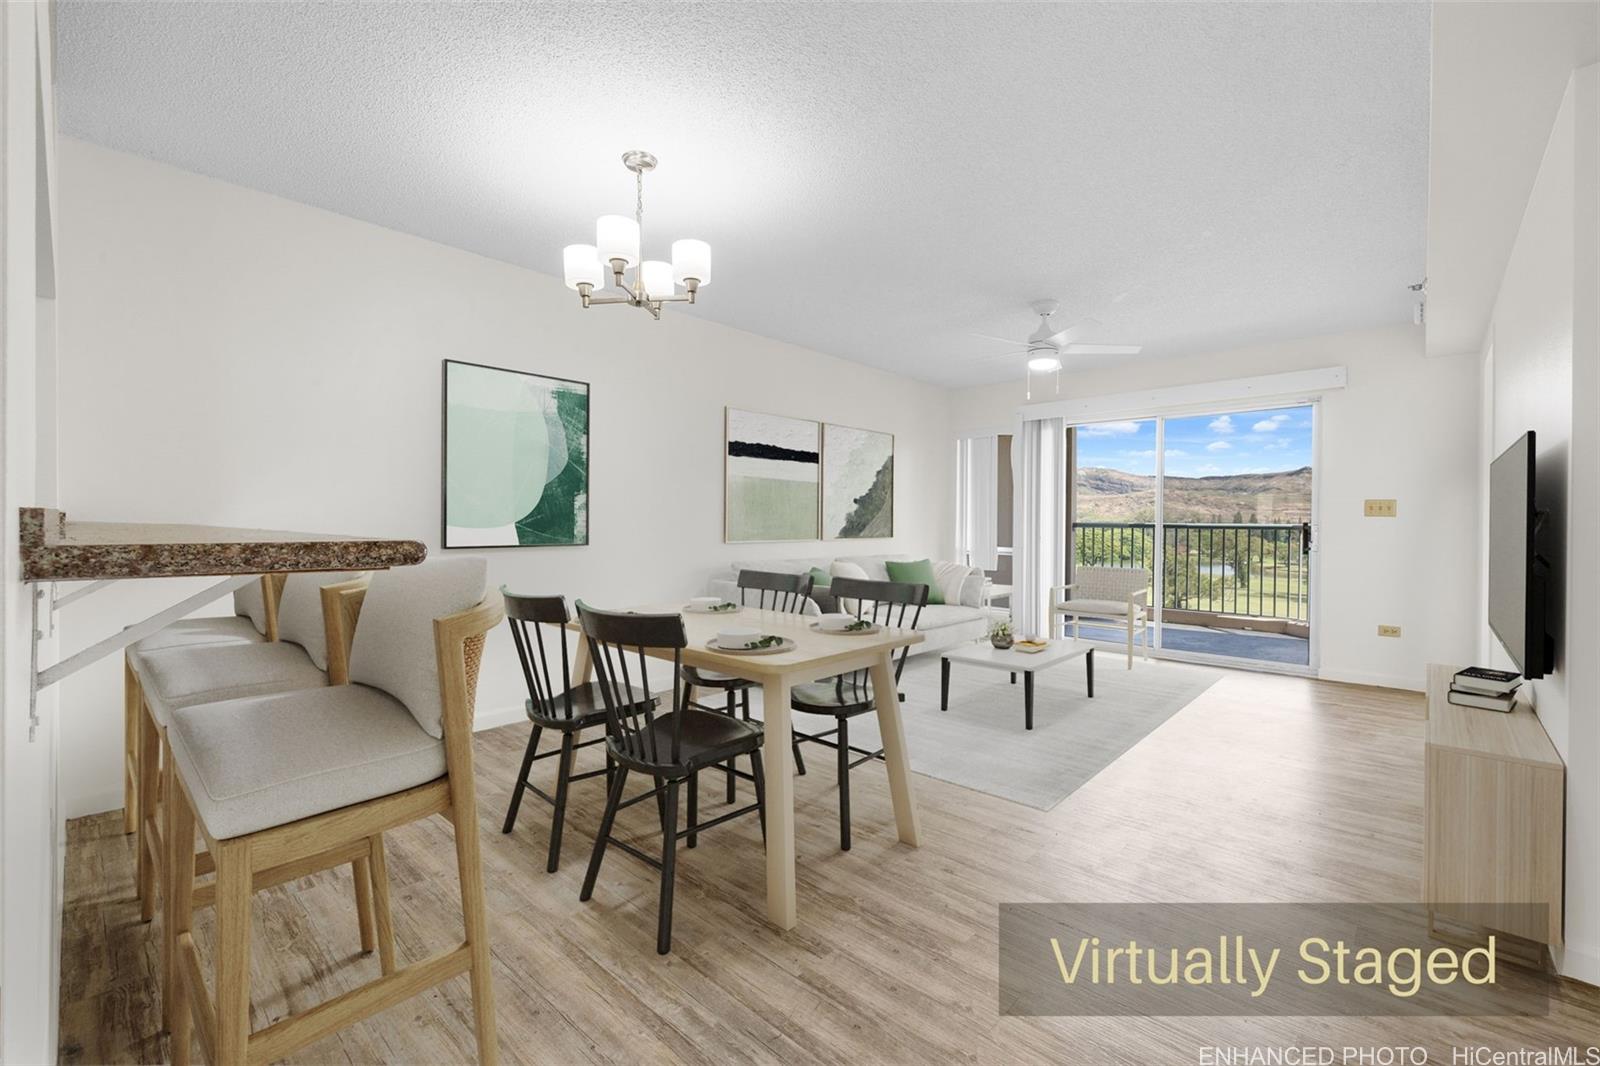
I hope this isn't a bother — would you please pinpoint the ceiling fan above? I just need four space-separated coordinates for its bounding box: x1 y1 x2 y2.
971 299 1142 397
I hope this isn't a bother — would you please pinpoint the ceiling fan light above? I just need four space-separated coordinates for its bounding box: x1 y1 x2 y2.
595 214 640 267
1028 355 1061 372
670 238 710 287
641 259 675 299
562 244 605 291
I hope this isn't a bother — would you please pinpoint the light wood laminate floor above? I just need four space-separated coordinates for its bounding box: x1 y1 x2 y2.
59 668 1600 1063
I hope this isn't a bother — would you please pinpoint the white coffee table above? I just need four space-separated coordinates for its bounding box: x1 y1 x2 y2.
939 639 1094 730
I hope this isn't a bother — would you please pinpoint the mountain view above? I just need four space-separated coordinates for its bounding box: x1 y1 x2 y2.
1075 466 1312 523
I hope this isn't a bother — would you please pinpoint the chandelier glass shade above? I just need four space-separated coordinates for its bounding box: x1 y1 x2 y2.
562 151 710 319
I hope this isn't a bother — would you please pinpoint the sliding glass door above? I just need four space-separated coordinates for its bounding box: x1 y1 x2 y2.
1066 404 1316 670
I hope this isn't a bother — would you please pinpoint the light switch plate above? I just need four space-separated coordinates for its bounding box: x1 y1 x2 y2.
1377 624 1402 638
1365 499 1398 517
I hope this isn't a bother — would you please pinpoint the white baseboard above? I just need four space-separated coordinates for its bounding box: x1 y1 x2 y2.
472 702 527 733
1316 667 1423 692
65 788 126 822
1555 943 1600 987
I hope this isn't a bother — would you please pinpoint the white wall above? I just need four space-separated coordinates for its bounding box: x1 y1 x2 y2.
53 139 956 819
2 3 61 1062
1476 66 1599 985
952 324 1482 691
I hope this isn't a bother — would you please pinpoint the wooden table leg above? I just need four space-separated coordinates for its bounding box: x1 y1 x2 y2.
761 676 796 929
571 627 593 685
868 654 921 847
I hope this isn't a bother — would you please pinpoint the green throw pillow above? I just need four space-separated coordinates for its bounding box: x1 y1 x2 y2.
808 566 832 589
884 558 944 605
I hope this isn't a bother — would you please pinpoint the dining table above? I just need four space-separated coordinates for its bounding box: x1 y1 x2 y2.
568 603 925 930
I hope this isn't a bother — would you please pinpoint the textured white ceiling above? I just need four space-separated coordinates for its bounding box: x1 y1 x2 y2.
56 1 1429 387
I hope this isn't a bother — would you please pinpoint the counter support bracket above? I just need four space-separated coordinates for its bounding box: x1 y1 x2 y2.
26 574 256 741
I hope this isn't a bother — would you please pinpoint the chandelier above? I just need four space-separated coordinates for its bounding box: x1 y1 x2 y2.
561 150 710 320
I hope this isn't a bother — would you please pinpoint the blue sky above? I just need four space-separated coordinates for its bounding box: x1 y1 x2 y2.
1074 405 1313 478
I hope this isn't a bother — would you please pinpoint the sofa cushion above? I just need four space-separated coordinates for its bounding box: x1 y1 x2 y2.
1055 597 1142 617
275 571 362 671
167 684 446 840
139 642 327 726
732 557 830 579
348 556 489 738
914 604 987 631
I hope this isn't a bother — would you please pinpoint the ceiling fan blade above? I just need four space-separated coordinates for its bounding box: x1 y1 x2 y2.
1045 317 1098 347
969 331 1024 346
970 348 1031 361
1062 344 1143 356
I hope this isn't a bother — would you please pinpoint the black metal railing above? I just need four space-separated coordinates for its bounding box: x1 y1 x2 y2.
1072 521 1309 622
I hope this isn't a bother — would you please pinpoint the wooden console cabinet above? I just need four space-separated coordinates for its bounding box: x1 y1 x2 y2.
1424 664 1565 946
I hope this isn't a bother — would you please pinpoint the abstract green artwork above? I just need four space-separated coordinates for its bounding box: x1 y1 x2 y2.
443 360 588 547
725 407 820 542
823 422 894 539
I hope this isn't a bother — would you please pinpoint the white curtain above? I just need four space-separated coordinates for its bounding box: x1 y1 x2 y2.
956 435 999 571
1013 416 1067 639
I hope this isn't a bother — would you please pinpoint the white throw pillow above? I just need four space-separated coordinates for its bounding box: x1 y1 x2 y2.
275 571 362 671
348 556 489 738
829 560 871 614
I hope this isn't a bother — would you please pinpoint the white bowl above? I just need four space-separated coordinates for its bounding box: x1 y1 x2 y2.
689 596 722 607
716 627 762 648
817 615 856 632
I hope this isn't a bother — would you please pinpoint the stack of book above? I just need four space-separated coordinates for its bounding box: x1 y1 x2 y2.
1448 667 1523 712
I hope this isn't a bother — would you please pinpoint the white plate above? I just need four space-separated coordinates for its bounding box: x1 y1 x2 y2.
684 603 741 615
705 636 796 655
808 620 882 636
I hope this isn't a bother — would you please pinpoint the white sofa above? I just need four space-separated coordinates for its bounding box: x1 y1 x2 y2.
706 553 988 657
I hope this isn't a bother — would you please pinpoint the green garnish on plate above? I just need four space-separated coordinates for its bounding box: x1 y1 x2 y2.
750 634 783 649
708 601 737 612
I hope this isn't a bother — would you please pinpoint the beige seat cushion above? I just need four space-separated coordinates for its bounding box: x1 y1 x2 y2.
1054 597 1141 617
275 571 361 671
792 677 874 710
348 557 489 738
128 617 265 681
167 684 445 840
138 642 327 727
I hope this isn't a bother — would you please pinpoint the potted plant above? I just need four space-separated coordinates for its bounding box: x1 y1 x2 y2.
988 618 1014 650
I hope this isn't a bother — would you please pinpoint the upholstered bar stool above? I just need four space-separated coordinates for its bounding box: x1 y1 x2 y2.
122 575 282 834
164 557 501 1066
133 572 363 925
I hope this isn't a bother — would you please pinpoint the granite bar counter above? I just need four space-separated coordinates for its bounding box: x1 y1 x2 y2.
19 507 427 582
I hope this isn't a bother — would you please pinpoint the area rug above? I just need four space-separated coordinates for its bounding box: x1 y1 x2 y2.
772 653 1223 811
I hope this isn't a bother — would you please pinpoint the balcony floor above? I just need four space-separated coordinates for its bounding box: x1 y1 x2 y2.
1071 619 1311 666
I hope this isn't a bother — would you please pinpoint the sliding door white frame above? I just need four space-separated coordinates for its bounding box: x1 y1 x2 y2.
1052 390 1330 678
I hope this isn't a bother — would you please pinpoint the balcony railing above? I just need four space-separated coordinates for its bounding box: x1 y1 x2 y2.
1073 521 1309 623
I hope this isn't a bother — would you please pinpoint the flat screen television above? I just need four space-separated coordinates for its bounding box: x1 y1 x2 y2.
1488 430 1552 679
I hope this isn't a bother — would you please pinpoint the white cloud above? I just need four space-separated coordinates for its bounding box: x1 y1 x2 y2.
1124 448 1188 459
1078 420 1144 438
1251 419 1279 432
1206 440 1232 452
1208 415 1235 435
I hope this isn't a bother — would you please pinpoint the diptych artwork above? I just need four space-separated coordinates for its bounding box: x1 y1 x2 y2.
823 423 894 538
442 360 589 548
724 408 821 542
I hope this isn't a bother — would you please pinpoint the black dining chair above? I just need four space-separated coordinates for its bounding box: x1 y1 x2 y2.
576 601 767 955
790 576 927 851
499 591 656 873
683 569 814 800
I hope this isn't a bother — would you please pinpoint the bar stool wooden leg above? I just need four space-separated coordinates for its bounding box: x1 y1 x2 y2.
352 854 377 955
167 778 198 1066
124 658 140 835
214 839 254 1065
137 700 161 921
367 833 396 976
449 769 499 1064
161 733 179 1034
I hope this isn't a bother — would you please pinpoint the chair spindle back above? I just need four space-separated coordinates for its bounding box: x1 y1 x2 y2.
827 576 928 702
502 590 576 722
736 569 816 614
575 602 687 766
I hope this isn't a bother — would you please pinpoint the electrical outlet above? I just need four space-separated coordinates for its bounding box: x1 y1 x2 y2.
1377 624 1402 638
1364 499 1398 517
